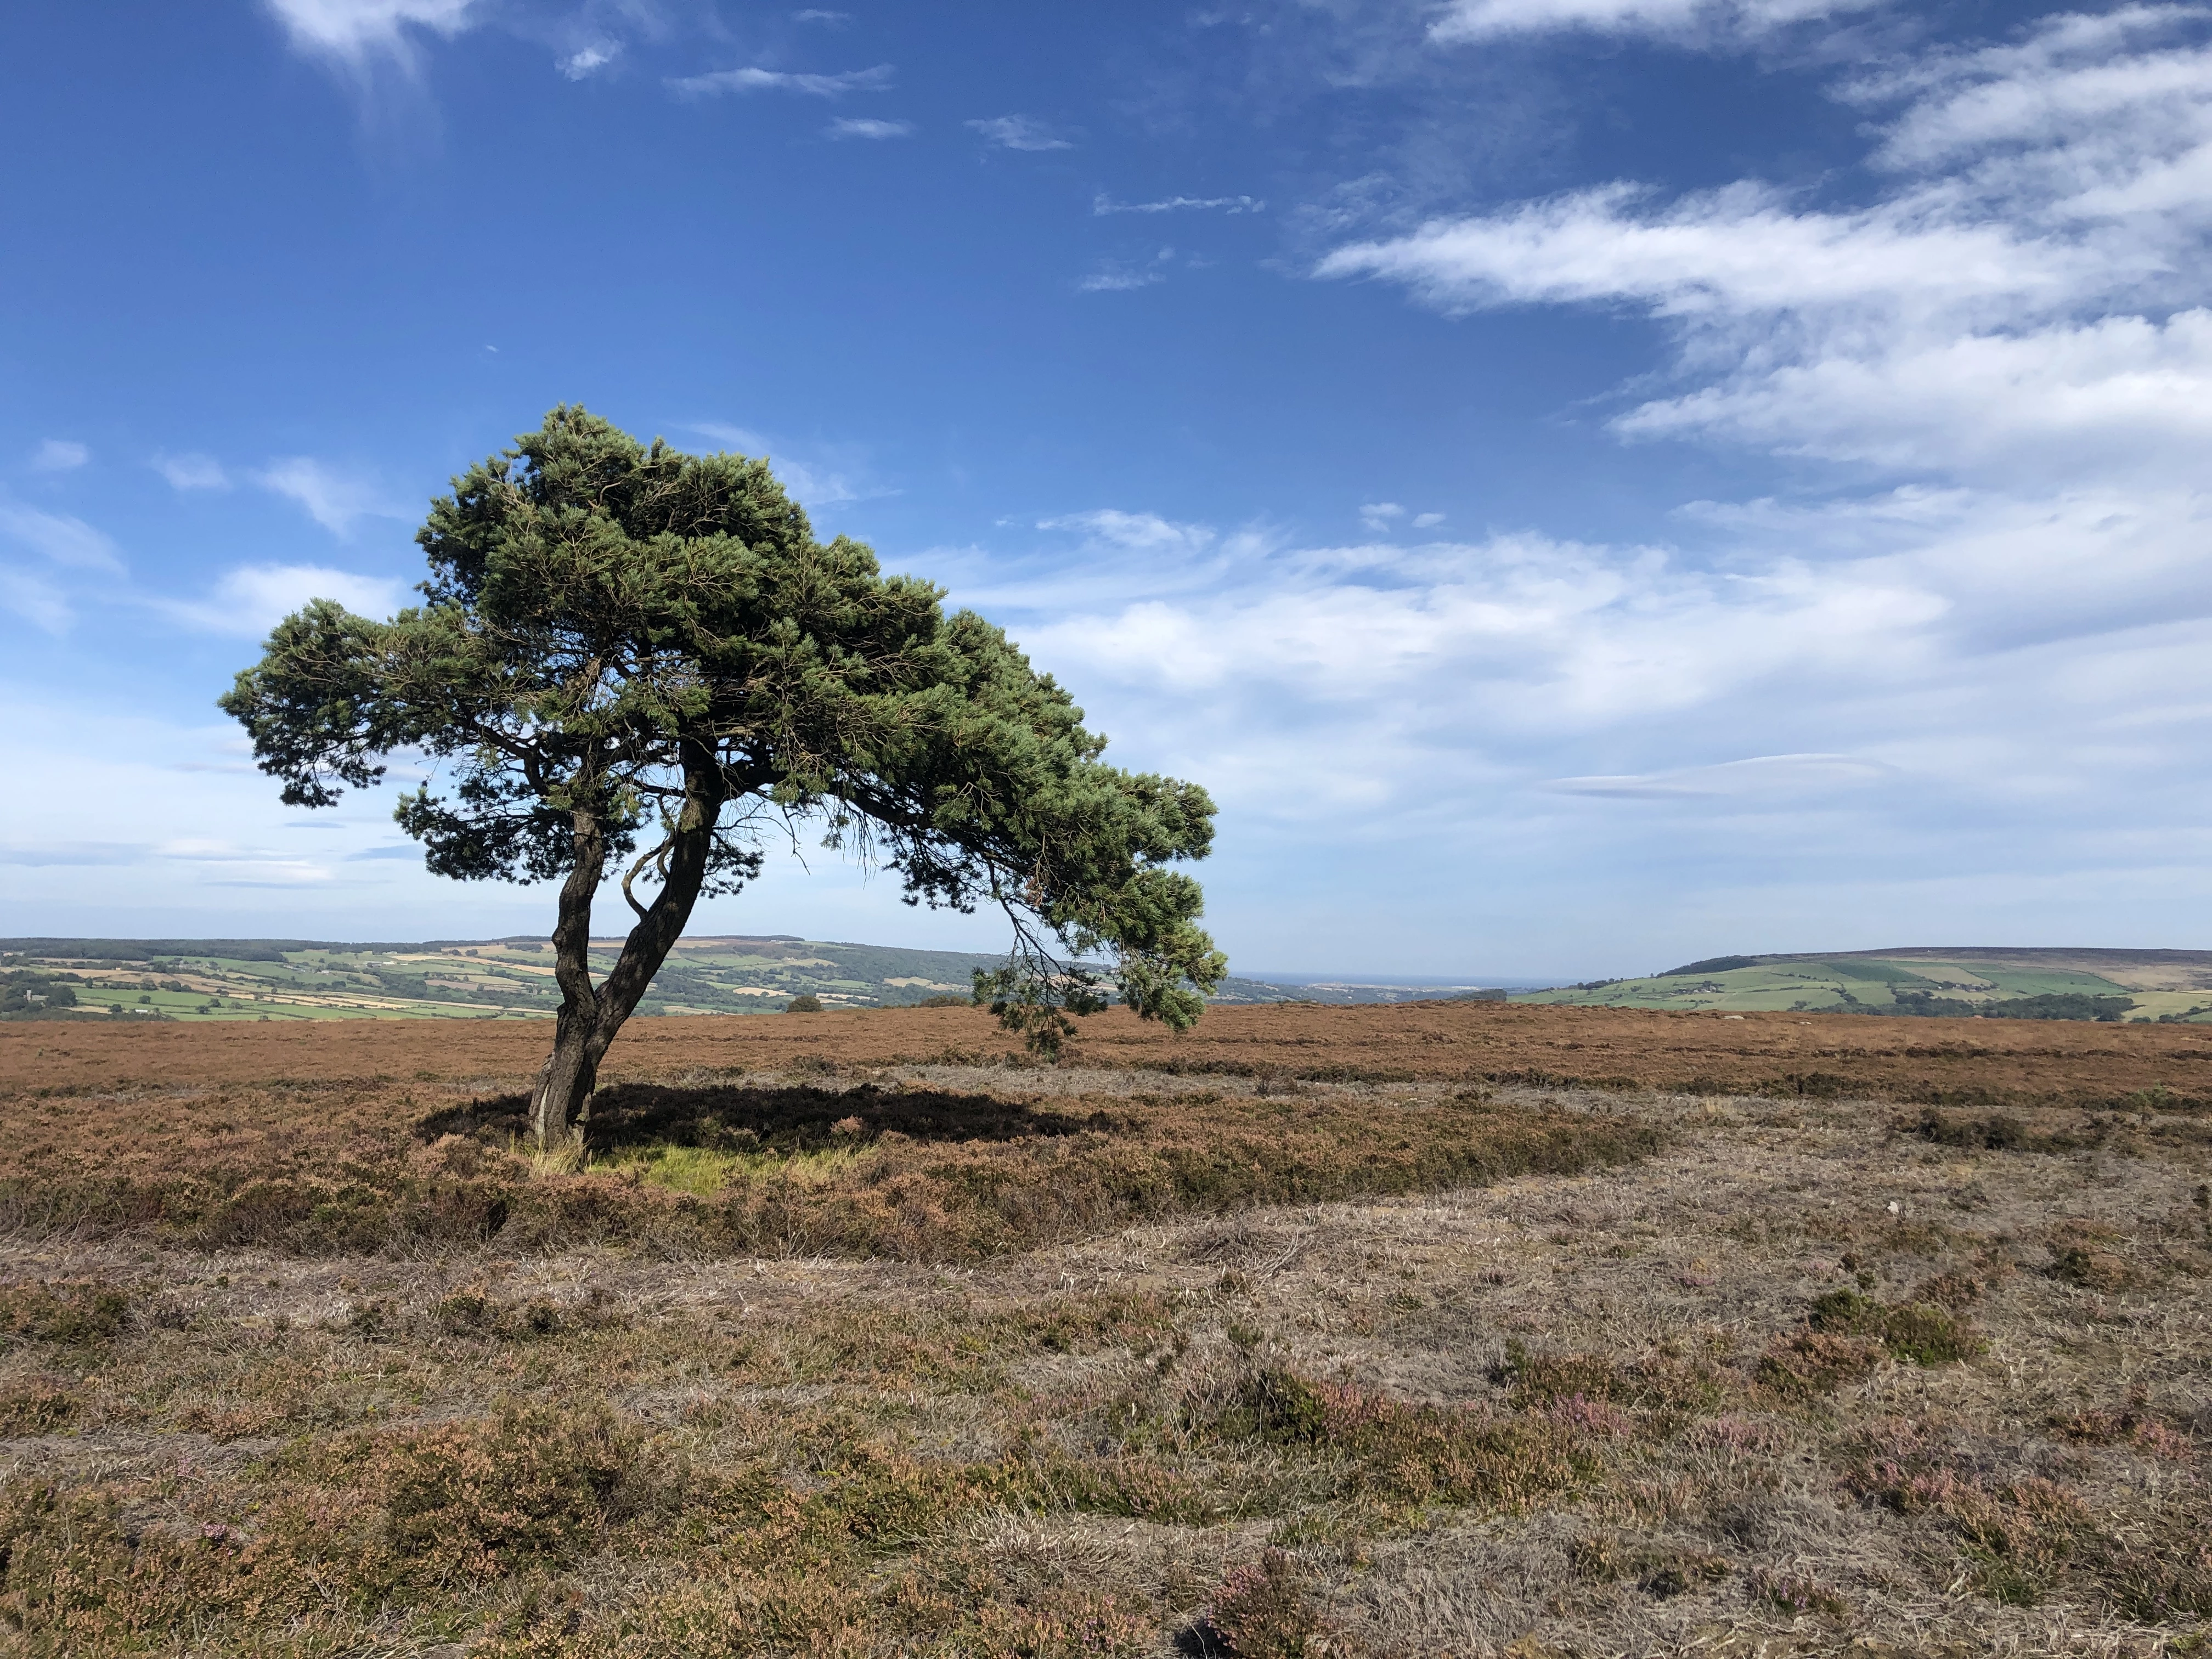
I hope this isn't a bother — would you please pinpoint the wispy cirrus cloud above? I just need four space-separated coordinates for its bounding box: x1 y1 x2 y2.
0 842 145 867
1077 247 1177 291
966 114 1072 151
0 571 70 634
0 501 123 572
253 458 404 535
1429 0 1880 43
260 0 479 70
690 422 893 508
29 439 88 472
1093 193 1263 215
1545 754 1899 798
153 452 230 491
827 117 913 139
0 498 122 633
671 64 892 98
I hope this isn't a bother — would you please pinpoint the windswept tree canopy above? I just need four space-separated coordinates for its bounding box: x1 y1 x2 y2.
221 407 1223 1141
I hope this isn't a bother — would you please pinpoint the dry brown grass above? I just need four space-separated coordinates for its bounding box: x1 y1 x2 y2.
13 997 2212 1106
2 1008 2209 1655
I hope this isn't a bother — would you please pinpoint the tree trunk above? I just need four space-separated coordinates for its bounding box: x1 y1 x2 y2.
529 743 730 1149
529 797 612 1149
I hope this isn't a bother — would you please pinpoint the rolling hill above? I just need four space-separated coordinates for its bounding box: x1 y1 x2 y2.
0 936 1503 1024
1511 946 2212 1023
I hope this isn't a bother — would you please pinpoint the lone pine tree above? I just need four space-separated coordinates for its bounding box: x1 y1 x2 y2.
222 408 1223 1146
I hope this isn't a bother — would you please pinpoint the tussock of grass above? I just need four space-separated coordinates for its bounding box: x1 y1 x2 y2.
597 1139 869 1195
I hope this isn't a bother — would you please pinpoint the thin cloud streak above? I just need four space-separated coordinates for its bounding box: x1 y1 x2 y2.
827 117 913 139
30 439 88 472
967 115 1073 150
153 452 229 491
1429 0 1880 42
670 64 893 98
1093 193 1263 215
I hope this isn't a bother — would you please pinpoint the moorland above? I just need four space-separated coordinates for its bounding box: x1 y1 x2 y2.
2 1001 2208 1656
0 938 1448 1027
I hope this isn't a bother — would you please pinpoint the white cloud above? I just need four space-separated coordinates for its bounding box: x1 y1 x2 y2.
671 64 892 98
1616 308 2212 477
1429 0 1878 43
1036 510 1220 560
0 499 120 634
1093 194 1263 215
557 41 619 80
1318 9 2212 497
793 8 850 21
966 115 1073 151
0 842 143 867
1545 753 1900 798
160 563 408 638
30 439 88 472
1078 268 1164 292
153 452 230 491
253 457 402 535
0 569 71 634
690 423 887 507
947 4 2212 915
1078 246 1178 292
261 0 477 67
0 501 123 572
827 117 913 139
1317 181 2087 323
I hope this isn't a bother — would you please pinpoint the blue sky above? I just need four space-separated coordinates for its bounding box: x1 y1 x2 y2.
4 0 2210 980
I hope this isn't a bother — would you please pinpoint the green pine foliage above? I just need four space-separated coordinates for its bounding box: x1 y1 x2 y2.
221 409 1223 1135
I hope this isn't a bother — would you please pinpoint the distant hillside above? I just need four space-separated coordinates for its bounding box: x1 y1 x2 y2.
0 936 1514 1024
1514 947 2212 1023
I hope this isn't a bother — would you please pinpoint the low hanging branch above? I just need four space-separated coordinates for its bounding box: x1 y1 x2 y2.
221 407 1224 1147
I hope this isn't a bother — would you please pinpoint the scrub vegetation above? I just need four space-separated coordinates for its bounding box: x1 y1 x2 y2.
3 1004 2211 1654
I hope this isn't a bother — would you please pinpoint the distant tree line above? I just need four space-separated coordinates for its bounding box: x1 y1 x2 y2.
1825 989 2136 1022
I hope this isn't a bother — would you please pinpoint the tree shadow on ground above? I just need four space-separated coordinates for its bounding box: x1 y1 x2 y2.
417 1082 1126 1153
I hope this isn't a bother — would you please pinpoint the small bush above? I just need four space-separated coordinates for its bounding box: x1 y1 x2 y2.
1756 1330 1881 1397
2045 1244 2142 1293
1751 1568 1849 1621
1231 1369 1592 1511
786 995 823 1014
0 1282 128 1346
1807 1289 1983 1365
0 1376 79 1435
1200 1549 1343 1658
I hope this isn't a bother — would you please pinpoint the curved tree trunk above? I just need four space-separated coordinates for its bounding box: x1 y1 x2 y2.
529 742 730 1149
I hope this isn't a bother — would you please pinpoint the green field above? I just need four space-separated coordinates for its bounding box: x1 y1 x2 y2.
1511 947 2212 1022
0 936 1465 1024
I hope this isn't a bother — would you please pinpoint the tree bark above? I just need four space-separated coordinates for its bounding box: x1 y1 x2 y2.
529 741 730 1149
